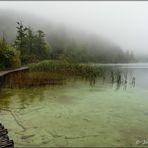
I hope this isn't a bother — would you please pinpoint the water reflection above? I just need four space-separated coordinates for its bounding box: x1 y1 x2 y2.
1 64 148 147
0 66 137 91
0 66 139 113
2 64 148 111
0 89 12 110
95 67 137 91
0 87 47 111
113 71 135 90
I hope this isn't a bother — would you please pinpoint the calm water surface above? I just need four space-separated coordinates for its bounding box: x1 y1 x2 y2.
0 63 148 147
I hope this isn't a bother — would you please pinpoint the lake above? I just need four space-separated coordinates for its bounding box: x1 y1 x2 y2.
0 63 148 147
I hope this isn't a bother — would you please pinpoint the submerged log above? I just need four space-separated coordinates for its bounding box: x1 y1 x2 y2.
0 123 14 148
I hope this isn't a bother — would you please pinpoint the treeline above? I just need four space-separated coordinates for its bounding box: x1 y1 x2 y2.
14 22 52 64
0 22 51 69
45 26 136 63
0 21 136 70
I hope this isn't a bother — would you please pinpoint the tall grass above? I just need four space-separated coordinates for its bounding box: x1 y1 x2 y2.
3 71 65 88
1 60 104 88
29 60 102 78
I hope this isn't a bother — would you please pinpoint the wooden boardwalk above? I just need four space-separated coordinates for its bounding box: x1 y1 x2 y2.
0 67 29 78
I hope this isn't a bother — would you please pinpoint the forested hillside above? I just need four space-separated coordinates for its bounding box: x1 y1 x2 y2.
0 10 136 69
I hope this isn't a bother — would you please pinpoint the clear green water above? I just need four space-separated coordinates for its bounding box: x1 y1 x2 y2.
0 64 148 147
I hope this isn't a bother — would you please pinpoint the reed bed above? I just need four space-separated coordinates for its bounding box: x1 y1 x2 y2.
2 60 104 88
3 71 66 88
29 60 102 78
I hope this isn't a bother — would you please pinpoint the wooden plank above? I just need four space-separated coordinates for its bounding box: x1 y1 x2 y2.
0 67 29 77
0 123 14 148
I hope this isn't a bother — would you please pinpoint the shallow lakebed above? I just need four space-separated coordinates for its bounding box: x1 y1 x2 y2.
0 64 148 147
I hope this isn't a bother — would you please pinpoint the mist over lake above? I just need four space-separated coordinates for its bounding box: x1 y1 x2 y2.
0 1 148 147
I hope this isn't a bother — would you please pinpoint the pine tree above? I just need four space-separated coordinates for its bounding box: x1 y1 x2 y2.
26 27 34 54
34 30 49 59
14 21 27 56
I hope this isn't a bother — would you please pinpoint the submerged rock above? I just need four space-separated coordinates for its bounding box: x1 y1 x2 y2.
136 140 142 145
143 140 148 145
21 134 35 140
136 139 148 145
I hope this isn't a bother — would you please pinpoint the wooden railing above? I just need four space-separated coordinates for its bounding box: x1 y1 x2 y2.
0 67 29 78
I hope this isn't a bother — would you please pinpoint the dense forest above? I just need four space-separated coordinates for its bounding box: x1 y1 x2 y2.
0 10 136 70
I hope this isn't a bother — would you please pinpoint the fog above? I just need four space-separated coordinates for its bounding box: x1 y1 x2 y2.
0 1 148 56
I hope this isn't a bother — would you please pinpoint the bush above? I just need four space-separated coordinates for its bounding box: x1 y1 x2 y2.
0 38 21 70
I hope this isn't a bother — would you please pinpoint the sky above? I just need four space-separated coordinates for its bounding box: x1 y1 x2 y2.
0 1 148 55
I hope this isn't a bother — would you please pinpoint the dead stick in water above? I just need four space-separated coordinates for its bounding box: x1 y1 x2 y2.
64 134 100 139
0 108 26 131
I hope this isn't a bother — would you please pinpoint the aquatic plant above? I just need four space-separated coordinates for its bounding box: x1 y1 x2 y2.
1 60 104 88
28 60 101 78
3 71 65 88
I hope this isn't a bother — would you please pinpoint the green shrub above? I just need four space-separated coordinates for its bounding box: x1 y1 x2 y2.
0 38 21 70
